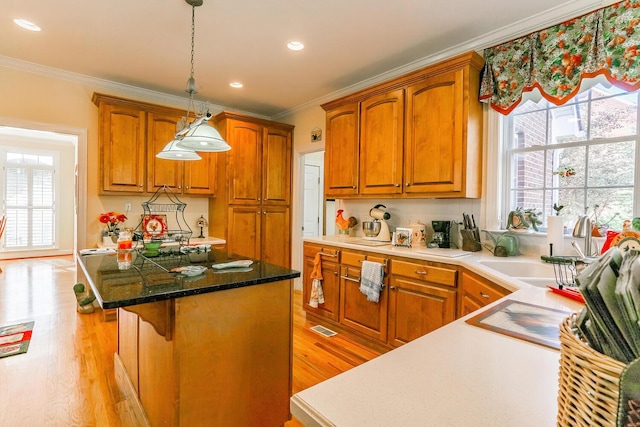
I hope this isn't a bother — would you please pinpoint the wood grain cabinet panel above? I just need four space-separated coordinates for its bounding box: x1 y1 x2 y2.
99 102 146 193
302 244 341 321
388 260 457 347
146 112 184 192
324 103 360 197
359 89 404 195
458 269 511 317
210 112 294 267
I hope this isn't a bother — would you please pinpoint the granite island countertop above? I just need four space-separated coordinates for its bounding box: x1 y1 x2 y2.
77 248 300 309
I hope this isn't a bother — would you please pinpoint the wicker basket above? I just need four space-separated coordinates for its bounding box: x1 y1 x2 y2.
557 314 627 427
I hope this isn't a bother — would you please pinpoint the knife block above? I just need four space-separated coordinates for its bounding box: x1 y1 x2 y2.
461 230 482 252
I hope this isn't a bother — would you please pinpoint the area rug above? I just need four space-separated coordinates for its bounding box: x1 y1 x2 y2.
0 321 34 358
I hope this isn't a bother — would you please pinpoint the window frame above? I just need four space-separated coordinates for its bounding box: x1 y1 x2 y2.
495 85 640 232
1 146 60 250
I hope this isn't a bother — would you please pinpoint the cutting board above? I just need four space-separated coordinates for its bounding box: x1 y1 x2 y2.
416 248 470 258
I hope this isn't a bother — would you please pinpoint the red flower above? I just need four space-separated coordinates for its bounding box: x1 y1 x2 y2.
99 211 127 232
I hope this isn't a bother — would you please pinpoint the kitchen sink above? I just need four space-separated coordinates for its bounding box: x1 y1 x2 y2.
477 260 556 278
477 259 560 288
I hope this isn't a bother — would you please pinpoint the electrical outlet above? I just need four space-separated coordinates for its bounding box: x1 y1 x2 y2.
125 202 132 212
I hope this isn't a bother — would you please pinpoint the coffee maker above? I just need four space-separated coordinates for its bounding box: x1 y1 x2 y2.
431 220 452 248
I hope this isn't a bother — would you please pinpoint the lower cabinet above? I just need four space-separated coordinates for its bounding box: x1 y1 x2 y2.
339 250 389 341
302 242 464 349
302 244 340 321
458 269 511 317
388 260 457 347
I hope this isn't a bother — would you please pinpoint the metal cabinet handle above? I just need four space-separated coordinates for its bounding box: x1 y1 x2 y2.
139 184 143 187
395 183 400 187
414 270 428 275
340 275 360 283
333 271 338 276
405 182 410 186
390 285 396 290
318 251 338 258
480 292 490 299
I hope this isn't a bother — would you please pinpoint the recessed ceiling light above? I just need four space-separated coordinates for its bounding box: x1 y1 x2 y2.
287 41 304 51
229 82 243 88
14 19 41 32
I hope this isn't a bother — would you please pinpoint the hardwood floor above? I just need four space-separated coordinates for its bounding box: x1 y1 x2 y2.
0 255 383 426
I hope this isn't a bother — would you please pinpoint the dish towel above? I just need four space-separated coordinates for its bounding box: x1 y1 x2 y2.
309 253 325 308
360 260 384 303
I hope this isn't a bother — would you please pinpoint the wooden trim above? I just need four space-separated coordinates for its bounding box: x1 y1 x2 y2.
92 92 187 118
122 300 174 341
214 111 294 131
114 353 151 427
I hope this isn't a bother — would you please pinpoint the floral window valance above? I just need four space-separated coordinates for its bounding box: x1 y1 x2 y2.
480 0 640 115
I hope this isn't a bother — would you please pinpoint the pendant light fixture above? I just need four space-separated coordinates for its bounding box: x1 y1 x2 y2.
157 0 231 160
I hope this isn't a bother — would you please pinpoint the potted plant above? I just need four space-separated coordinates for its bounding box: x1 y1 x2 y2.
507 207 543 232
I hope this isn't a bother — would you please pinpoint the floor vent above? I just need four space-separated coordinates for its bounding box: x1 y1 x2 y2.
310 325 337 337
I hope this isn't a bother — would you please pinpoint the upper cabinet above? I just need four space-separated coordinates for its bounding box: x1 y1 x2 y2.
324 103 360 197
93 93 216 196
321 51 484 199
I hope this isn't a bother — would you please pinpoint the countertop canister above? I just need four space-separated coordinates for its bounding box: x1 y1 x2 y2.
408 221 426 246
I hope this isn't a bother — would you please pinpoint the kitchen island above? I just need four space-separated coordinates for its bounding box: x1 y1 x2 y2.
78 248 300 427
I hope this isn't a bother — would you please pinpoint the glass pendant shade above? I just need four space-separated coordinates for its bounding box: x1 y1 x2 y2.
175 121 231 152
156 139 202 160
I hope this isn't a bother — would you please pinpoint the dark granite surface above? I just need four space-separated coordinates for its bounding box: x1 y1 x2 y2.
78 248 300 309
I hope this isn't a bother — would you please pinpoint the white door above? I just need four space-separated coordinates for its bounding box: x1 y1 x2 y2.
303 165 320 237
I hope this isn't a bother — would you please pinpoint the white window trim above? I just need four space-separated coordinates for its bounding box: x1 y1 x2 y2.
1 146 60 250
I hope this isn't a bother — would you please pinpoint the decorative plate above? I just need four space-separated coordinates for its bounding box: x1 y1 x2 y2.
142 214 167 239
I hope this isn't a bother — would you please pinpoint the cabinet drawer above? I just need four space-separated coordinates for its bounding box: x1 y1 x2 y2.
342 251 389 273
462 272 508 305
303 244 340 261
390 260 456 287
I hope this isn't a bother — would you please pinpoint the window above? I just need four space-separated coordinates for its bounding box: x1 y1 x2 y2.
502 82 639 231
2 149 57 249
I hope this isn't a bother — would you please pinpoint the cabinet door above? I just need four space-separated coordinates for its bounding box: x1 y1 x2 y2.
388 276 457 347
227 206 261 260
302 257 340 321
262 127 292 205
359 89 404 195
261 206 290 267
146 112 184 193
404 69 463 194
339 252 388 341
458 270 511 317
100 103 146 193
324 103 359 197
227 120 262 204
184 152 217 196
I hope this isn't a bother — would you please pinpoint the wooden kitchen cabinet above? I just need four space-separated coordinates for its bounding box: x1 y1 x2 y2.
146 112 217 196
388 260 457 347
339 250 389 341
94 93 216 196
321 50 484 199
404 57 483 197
209 112 294 267
324 103 360 198
97 101 146 193
302 244 341 321
458 269 511 317
359 89 404 195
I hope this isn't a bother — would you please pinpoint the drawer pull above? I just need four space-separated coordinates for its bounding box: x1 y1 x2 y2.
340 275 360 283
479 292 490 299
390 285 396 290
318 251 338 258
414 270 428 275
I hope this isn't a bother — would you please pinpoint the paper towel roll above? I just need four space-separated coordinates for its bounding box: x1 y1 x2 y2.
546 215 564 256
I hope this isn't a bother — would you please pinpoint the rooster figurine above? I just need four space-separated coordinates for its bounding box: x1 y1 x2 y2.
335 209 349 233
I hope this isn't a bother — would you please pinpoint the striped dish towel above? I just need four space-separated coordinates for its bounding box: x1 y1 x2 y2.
359 260 384 303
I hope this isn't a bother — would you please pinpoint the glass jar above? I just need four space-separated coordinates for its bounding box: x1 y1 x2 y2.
116 229 133 270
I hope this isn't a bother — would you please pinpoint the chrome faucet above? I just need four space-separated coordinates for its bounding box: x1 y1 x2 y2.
572 215 597 258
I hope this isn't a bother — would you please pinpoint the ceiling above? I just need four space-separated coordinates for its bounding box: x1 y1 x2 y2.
1 0 613 118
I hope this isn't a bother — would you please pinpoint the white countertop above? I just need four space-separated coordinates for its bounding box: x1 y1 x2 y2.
292 236 584 426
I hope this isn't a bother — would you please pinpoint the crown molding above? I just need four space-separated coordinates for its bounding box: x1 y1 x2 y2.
273 0 611 120
0 55 269 120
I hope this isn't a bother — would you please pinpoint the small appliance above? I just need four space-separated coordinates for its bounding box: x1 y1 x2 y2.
363 204 391 242
431 220 452 248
